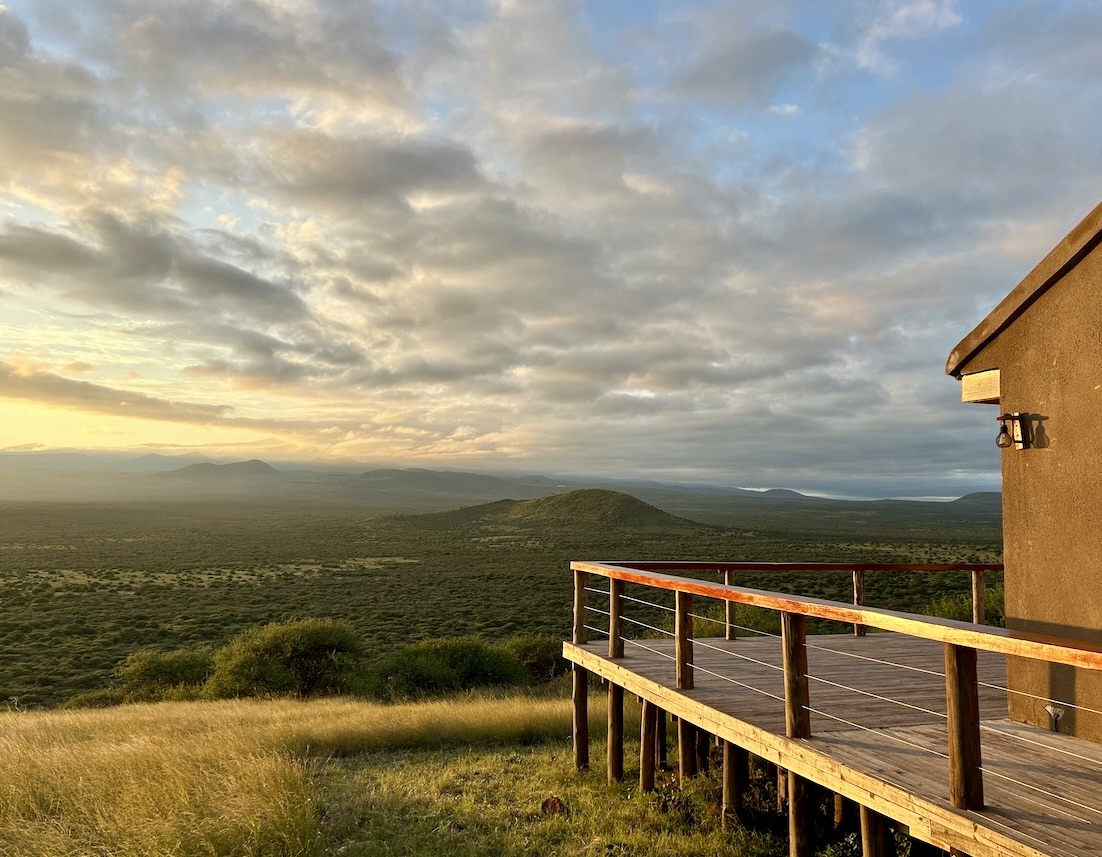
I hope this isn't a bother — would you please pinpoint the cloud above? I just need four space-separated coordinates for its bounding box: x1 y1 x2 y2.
855 0 962 73
2 1 1100 495
0 359 231 423
674 26 820 105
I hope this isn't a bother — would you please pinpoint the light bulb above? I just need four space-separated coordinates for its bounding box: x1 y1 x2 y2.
996 424 1013 448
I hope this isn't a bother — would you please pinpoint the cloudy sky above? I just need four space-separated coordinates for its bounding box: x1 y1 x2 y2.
1 0 1101 497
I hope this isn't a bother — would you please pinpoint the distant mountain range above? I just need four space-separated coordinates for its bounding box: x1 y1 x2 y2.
0 453 1002 530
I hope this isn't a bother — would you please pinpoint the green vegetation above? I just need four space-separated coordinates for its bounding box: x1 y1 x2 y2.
0 488 1001 708
205 618 365 700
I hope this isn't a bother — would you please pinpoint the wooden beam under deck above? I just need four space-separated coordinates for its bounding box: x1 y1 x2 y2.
564 634 1102 857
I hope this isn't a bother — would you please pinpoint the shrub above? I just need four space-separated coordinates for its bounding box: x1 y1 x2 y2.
115 647 214 702
205 618 364 700
364 636 527 701
925 583 1005 627
499 634 569 683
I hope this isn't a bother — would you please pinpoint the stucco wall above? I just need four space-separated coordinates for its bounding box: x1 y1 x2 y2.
956 242 1102 740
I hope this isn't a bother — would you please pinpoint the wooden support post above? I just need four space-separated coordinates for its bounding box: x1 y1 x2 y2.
971 569 985 625
852 569 867 636
834 794 847 830
724 568 737 640
695 727 711 773
675 591 694 689
609 578 624 658
788 771 813 857
639 699 658 792
782 611 812 857
677 718 698 785
777 766 788 809
572 568 589 771
572 666 589 770
860 805 894 857
656 706 669 770
721 740 749 829
607 683 624 783
945 643 984 809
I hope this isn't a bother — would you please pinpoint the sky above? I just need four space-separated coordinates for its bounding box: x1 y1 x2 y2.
2 0 1102 498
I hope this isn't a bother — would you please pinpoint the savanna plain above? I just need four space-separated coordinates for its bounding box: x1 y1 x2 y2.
0 472 1003 857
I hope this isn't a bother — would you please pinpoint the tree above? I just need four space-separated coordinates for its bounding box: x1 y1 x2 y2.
204 618 364 699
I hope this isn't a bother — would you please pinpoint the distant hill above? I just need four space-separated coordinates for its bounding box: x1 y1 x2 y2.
389 488 712 534
949 492 1002 507
157 459 282 481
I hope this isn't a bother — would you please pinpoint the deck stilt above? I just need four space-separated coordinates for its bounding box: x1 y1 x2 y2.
721 740 749 828
678 718 698 784
607 683 624 782
656 707 668 769
640 699 658 792
860 805 894 857
695 727 711 773
788 771 814 857
572 665 589 770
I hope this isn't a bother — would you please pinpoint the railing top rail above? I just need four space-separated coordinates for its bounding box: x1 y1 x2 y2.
578 561 1003 573
570 560 1102 672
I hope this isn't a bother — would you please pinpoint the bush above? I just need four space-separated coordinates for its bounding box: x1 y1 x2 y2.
365 636 527 702
115 646 214 702
60 687 126 709
925 582 1005 627
204 618 364 700
499 634 569 683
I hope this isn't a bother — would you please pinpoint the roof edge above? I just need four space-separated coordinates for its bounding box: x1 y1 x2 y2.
946 199 1102 378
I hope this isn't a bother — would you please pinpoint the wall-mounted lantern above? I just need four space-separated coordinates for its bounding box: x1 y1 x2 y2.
996 412 1024 449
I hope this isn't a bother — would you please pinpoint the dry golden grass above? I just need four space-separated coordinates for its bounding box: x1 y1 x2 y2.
0 693 605 857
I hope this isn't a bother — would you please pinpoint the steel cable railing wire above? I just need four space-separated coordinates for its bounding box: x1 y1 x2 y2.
804 672 948 720
687 610 778 640
683 657 786 703
975 764 1100 823
623 636 677 662
984 683 1102 721
689 635 784 673
799 703 951 761
622 592 675 612
620 614 676 638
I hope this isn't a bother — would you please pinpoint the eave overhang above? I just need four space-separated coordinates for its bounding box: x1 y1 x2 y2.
946 199 1102 378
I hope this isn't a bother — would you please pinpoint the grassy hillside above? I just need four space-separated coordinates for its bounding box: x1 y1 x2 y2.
393 488 712 533
0 692 789 857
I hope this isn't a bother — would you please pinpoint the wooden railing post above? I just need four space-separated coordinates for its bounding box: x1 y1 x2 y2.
945 643 984 810
782 611 813 857
782 612 811 739
675 591 694 690
572 568 589 770
609 578 624 658
971 569 986 625
724 568 737 640
852 570 866 637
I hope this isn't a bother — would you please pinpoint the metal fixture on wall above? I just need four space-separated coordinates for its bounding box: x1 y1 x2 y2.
996 412 1023 449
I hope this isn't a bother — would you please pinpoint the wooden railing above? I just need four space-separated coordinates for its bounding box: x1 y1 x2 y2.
586 561 1002 632
569 560 1102 815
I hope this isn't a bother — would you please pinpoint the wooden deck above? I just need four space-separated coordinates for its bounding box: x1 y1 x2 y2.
565 633 1102 857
